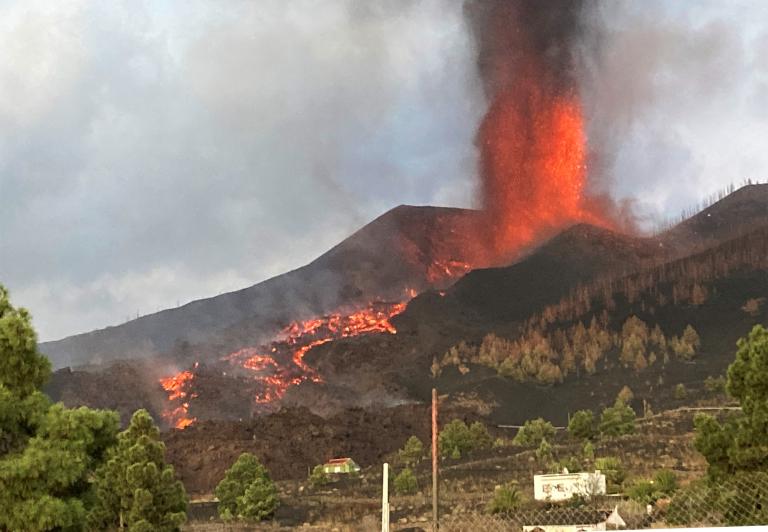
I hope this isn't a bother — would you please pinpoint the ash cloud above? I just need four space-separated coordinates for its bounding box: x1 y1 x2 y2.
577 1 768 227
0 0 483 341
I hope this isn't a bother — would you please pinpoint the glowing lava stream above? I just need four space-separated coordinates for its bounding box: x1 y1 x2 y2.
159 301 407 428
159 369 197 429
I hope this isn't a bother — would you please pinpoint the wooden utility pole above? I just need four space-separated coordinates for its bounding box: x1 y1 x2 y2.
432 388 439 530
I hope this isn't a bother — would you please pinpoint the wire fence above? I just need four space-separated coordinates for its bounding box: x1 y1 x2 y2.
437 472 768 531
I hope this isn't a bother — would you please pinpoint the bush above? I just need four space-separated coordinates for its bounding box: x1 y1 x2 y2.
568 410 595 440
439 419 491 458
627 479 658 505
674 383 688 400
486 482 524 515
599 401 636 437
704 375 727 394
594 457 625 492
308 465 329 487
214 453 278 522
513 418 556 447
398 436 425 466
536 438 554 464
654 469 678 495
469 421 493 449
393 468 418 495
439 419 474 459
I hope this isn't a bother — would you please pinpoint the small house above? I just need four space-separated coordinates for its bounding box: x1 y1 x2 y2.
533 470 606 502
322 457 361 475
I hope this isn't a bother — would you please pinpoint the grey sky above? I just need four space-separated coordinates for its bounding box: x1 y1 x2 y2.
1 0 766 341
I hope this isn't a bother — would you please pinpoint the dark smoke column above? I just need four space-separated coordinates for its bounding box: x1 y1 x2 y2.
465 0 608 261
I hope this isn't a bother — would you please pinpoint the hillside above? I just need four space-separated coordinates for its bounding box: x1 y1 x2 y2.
41 205 485 368
44 185 768 431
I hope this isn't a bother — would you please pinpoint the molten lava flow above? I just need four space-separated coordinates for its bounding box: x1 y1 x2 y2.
479 72 610 260
159 370 197 429
426 259 472 284
224 302 407 406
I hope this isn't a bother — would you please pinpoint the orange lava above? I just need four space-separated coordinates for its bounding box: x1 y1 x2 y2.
479 73 610 260
227 301 407 405
159 370 197 429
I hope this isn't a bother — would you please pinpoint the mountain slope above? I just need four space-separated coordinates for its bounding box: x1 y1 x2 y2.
41 205 485 368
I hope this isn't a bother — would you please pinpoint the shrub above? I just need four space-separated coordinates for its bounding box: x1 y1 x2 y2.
627 479 658 505
674 383 688 400
214 453 278 522
469 421 493 449
557 455 583 473
536 438 554 464
704 375 727 394
398 436 425 466
487 482 524 515
513 418 556 447
439 419 491 458
654 469 678 495
439 419 474 459
599 401 636 437
594 457 625 492
308 465 329 487
582 441 595 461
568 410 595 440
393 468 418 495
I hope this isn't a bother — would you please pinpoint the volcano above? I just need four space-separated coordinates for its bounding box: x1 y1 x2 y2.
41 205 487 370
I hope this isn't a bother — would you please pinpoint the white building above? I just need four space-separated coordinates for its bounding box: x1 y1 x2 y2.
533 470 607 502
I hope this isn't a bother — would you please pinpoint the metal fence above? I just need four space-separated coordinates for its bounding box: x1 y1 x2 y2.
436 472 768 531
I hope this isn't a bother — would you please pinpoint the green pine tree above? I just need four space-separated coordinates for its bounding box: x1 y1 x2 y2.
214 452 279 522
0 285 121 532
90 409 187 531
695 325 768 478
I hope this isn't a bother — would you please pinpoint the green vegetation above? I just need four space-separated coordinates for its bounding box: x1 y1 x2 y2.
512 418 555 447
594 456 625 493
214 453 279 522
704 375 727 394
599 400 636 437
398 436 425 467
568 410 595 440
626 470 678 505
90 409 187 531
486 481 524 515
309 464 329 487
0 285 125 532
393 467 418 495
694 325 768 478
535 438 553 464
439 419 491 459
674 383 687 400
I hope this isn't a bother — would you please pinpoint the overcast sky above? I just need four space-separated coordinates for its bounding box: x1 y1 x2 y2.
1 0 766 341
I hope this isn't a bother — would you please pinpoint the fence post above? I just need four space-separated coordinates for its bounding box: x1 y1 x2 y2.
382 462 389 532
432 388 439 530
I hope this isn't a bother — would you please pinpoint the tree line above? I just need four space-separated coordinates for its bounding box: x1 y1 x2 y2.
436 315 700 385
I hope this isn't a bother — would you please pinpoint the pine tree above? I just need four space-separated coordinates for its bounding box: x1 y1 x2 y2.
695 325 768 478
214 453 278 522
0 285 120 532
90 409 187 531
398 436 425 467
